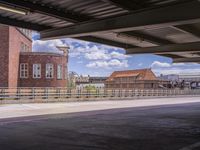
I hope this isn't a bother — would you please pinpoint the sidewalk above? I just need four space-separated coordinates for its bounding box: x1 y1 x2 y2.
0 96 200 119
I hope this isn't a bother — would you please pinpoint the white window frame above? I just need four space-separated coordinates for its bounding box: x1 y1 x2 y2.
33 64 41 79
20 63 28 78
57 64 62 79
65 65 68 80
46 63 54 79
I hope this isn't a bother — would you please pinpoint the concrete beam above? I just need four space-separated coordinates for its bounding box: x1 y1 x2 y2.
174 25 200 38
159 54 184 59
41 1 200 39
102 0 142 10
173 57 200 63
0 0 91 23
0 15 50 31
76 36 135 48
126 42 200 55
121 31 174 45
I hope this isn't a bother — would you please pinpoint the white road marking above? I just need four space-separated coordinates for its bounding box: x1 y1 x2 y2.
179 142 200 150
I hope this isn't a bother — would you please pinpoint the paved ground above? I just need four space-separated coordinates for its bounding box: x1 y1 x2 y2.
0 97 200 150
0 96 200 119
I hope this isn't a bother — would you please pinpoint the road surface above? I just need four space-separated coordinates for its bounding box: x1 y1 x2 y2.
0 97 200 150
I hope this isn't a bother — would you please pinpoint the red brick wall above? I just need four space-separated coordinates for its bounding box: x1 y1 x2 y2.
8 27 32 88
19 52 68 87
0 25 67 88
0 25 9 87
0 25 32 88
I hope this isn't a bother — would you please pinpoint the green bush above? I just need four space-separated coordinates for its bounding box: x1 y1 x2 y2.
85 85 97 93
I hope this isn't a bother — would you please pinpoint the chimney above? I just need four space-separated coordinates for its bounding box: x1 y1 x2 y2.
56 45 70 56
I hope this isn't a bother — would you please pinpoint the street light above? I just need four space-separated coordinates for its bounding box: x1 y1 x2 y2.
0 5 29 15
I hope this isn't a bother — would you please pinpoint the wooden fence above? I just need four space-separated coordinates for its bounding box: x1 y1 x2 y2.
0 87 200 100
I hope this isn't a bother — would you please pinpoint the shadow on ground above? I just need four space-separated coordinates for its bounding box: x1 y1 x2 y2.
0 103 200 150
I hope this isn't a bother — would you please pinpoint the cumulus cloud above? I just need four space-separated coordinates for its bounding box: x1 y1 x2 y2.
32 38 93 55
77 61 83 64
85 50 111 60
33 37 128 59
153 68 200 76
151 61 191 68
84 50 129 60
33 39 66 54
150 60 200 76
110 51 130 59
138 63 143 66
86 59 129 69
32 37 130 71
64 39 127 59
151 61 171 68
83 46 129 61
62 38 123 58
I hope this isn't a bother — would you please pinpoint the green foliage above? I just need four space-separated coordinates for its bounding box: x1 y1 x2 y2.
67 81 76 89
85 85 97 93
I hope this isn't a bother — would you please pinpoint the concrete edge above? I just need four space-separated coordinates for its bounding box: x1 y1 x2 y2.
0 95 200 105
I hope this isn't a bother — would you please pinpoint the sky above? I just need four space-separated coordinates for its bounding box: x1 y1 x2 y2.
32 32 200 77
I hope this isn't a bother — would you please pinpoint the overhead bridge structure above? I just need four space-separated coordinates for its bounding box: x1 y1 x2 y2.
0 0 200 63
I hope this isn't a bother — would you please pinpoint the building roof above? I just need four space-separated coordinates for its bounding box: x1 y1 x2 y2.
20 52 64 57
106 69 157 81
115 73 139 78
0 1 200 63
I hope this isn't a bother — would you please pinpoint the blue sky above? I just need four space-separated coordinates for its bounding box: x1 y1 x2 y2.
32 32 200 77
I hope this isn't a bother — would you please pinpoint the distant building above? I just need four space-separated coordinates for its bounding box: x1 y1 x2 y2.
75 75 90 84
178 74 200 82
89 76 108 84
105 69 168 89
67 72 108 88
160 74 200 82
76 76 108 88
160 74 200 89
0 25 68 88
160 74 179 81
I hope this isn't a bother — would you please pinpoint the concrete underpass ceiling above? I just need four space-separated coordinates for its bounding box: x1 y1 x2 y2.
0 0 200 63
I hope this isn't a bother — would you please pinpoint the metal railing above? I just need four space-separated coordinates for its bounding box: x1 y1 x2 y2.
0 87 200 101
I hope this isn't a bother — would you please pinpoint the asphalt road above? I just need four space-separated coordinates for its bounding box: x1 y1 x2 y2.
0 102 200 150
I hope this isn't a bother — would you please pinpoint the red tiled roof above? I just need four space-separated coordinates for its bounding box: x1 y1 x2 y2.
106 69 157 81
115 73 139 78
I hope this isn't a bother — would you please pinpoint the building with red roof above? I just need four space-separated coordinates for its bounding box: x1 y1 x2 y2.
105 69 168 89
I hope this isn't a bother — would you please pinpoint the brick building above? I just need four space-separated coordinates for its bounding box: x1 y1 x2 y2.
105 69 168 89
0 25 68 88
